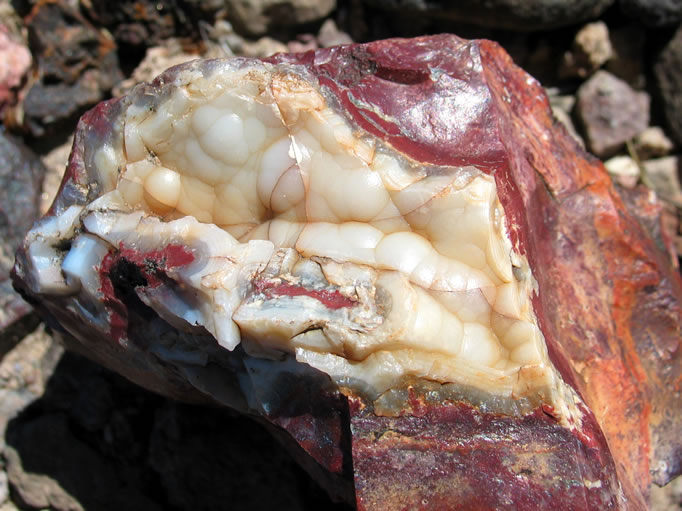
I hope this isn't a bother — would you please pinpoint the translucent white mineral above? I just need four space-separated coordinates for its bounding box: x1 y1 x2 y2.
22 59 581 420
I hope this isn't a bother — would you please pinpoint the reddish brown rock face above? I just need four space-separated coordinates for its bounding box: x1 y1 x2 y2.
12 34 682 510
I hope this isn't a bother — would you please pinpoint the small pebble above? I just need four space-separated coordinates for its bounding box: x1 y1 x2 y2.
605 155 640 188
560 21 613 79
576 70 650 158
643 156 682 207
634 126 675 160
317 19 353 48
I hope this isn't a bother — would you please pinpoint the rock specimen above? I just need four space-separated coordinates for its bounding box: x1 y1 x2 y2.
12 35 682 510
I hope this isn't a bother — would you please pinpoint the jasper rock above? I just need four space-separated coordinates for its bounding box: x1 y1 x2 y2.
576 70 650 158
616 184 679 268
653 25 682 146
361 0 615 31
12 35 682 510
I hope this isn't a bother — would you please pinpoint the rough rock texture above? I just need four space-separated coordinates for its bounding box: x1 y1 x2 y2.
0 326 61 433
0 129 44 344
576 70 650 158
551 103 585 148
224 0 337 36
0 324 62 511
80 0 190 50
653 25 682 147
619 0 682 26
19 0 122 138
12 35 682 510
361 0 615 31
616 184 680 270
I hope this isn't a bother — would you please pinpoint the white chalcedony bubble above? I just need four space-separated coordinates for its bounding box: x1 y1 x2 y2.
258 137 296 208
296 222 383 266
144 166 182 213
494 281 522 318
329 166 391 222
175 175 215 223
244 117 267 153
270 166 305 214
375 231 432 275
192 104 222 136
196 112 248 166
502 320 538 350
460 323 501 366
372 153 423 191
185 139 223 185
106 67 560 402
124 123 146 163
